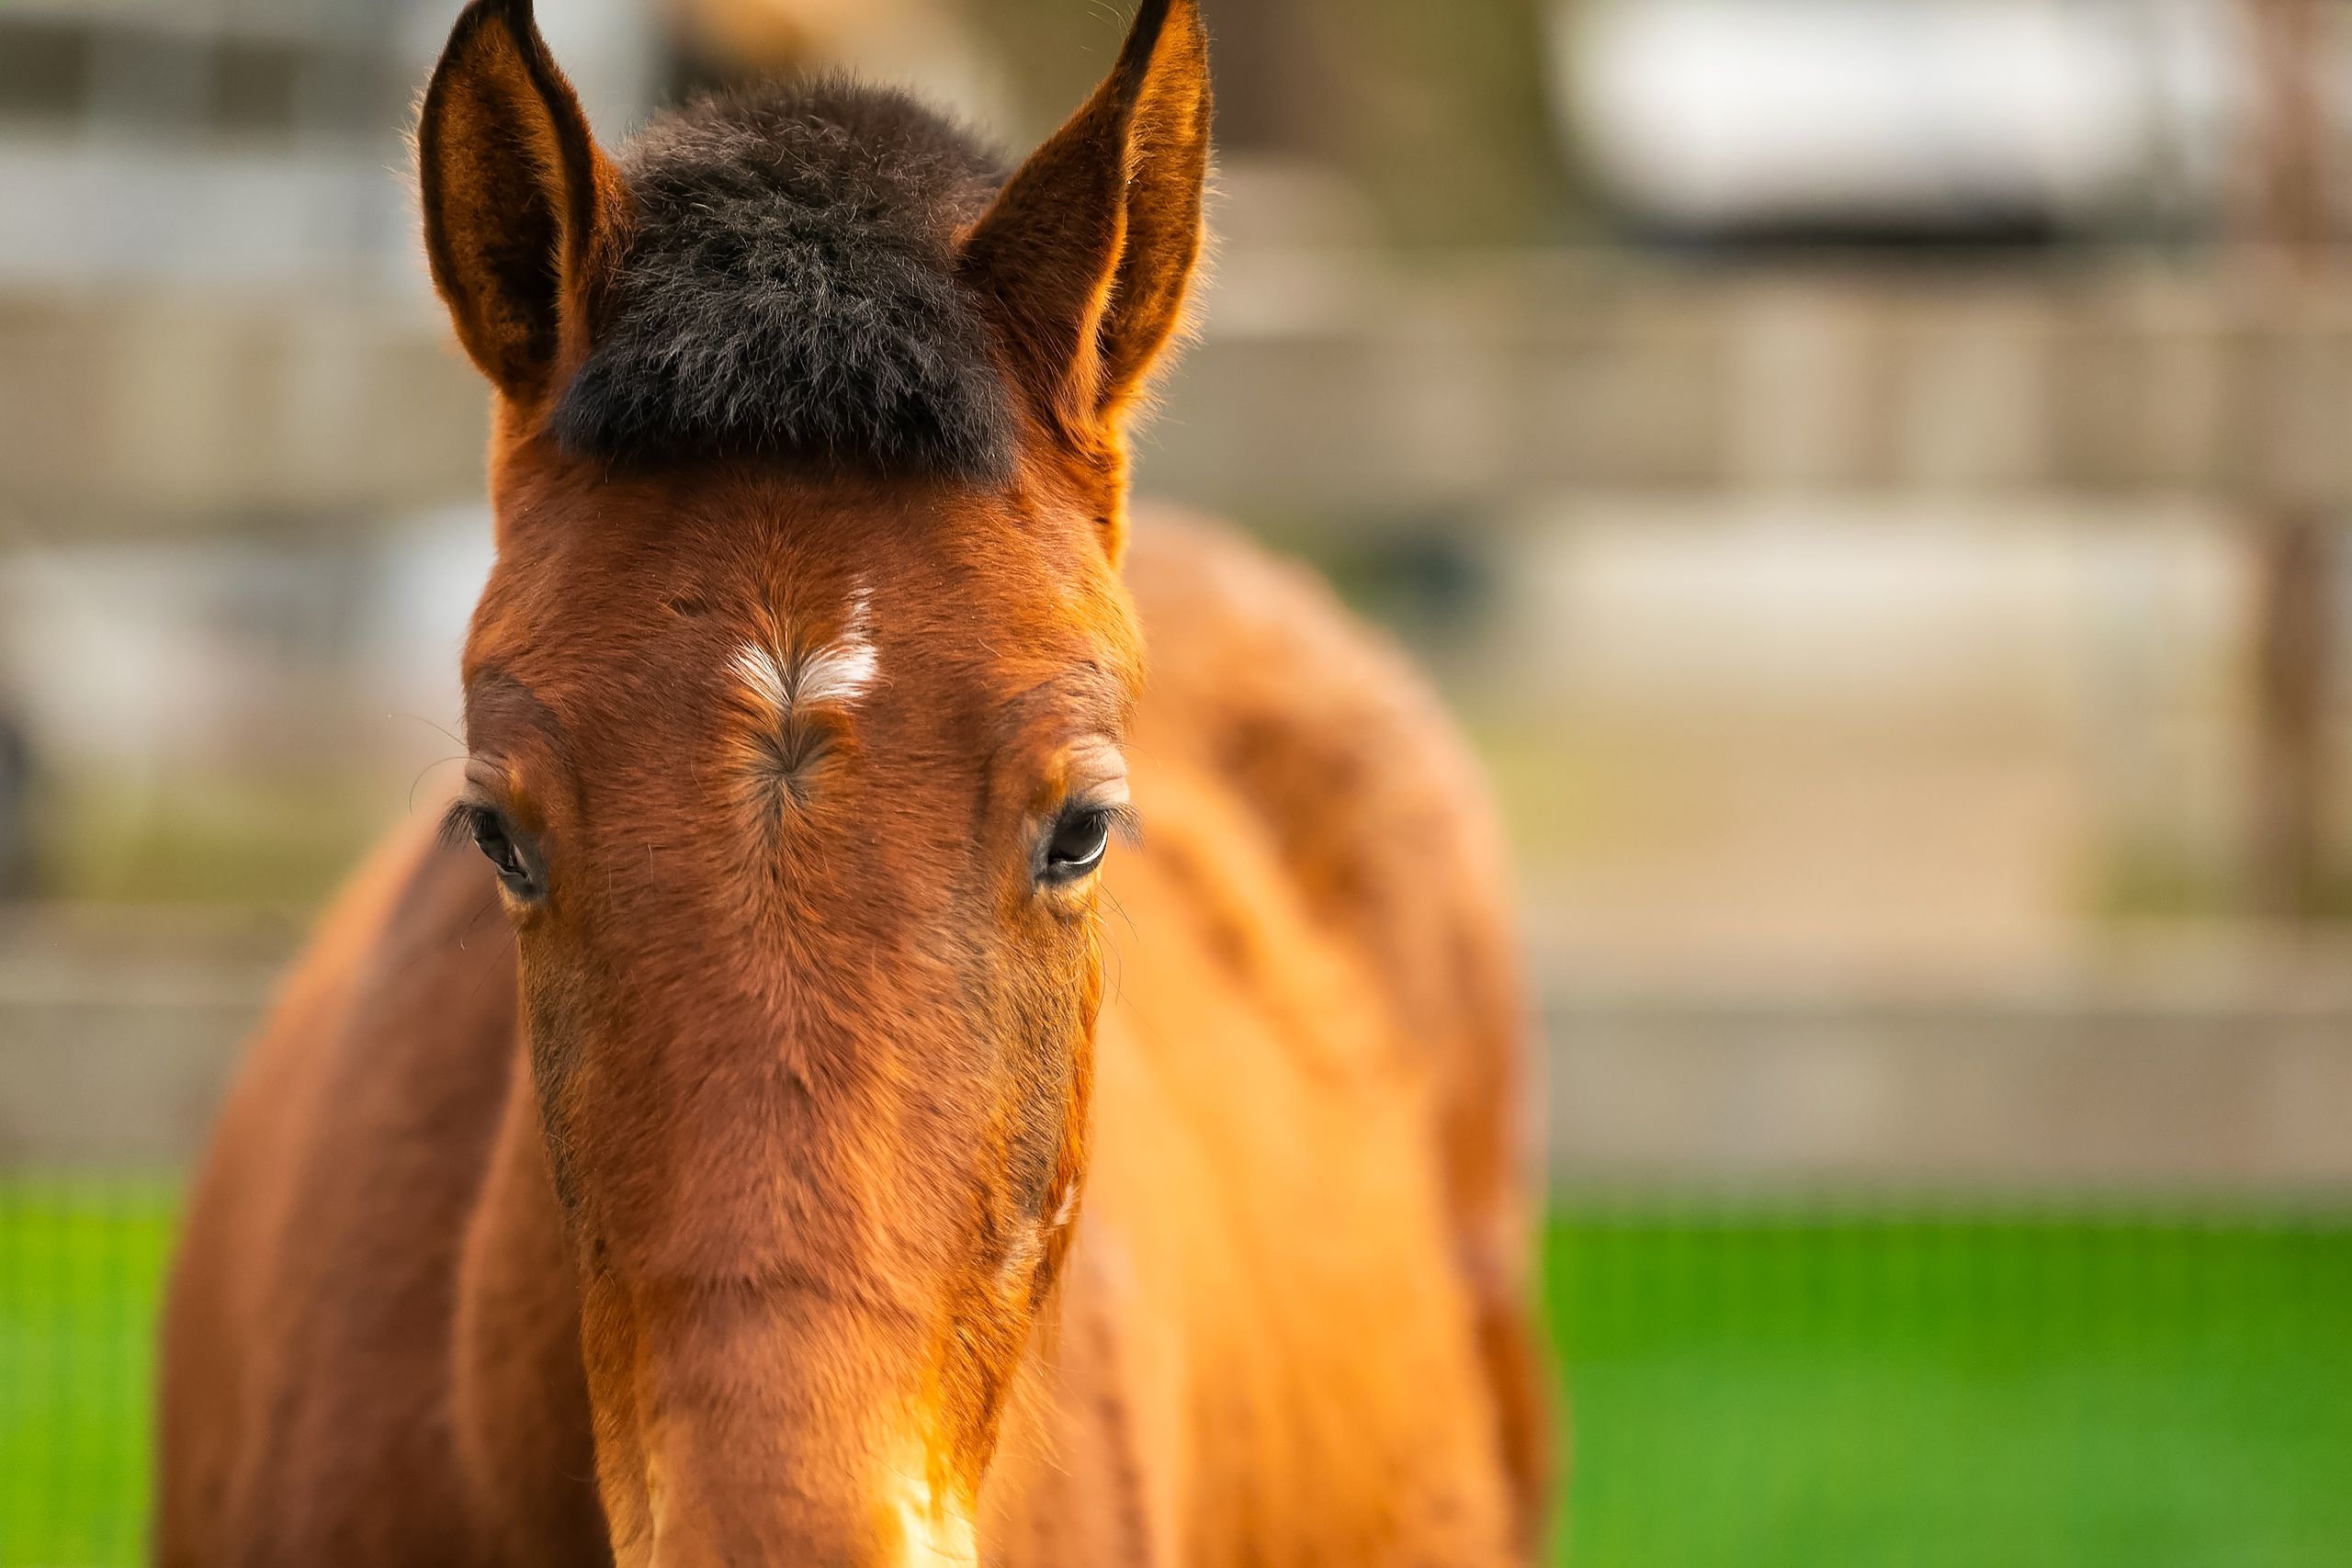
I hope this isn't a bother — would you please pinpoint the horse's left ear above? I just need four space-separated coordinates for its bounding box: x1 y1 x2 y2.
959 0 1212 445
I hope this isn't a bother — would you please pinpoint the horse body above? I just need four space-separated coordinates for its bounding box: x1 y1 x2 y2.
163 515 1534 1566
160 4 1545 1562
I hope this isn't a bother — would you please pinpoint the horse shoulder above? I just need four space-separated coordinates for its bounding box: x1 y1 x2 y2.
160 807 526 1565
1123 506 1552 1549
1125 509 1528 1186
1126 506 1521 1060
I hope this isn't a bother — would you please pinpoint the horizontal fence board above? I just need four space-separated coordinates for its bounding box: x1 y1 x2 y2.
13 254 2352 536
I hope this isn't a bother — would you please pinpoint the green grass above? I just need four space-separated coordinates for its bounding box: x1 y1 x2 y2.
6 1185 2352 1566
0 1180 174 1568
1541 1206 2352 1568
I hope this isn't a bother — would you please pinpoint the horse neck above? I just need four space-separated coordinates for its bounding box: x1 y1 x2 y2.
448 1045 606 1556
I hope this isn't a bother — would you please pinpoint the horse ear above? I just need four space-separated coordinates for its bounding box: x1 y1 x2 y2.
959 0 1212 443
418 0 629 401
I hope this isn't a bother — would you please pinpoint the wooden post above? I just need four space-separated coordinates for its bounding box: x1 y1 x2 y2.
2251 510 2333 917
2243 0 2335 919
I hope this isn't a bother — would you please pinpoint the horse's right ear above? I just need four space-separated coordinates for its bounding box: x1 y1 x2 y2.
418 0 629 401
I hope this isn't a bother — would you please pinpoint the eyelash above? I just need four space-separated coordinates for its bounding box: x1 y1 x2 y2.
435 798 484 852
1085 801 1143 847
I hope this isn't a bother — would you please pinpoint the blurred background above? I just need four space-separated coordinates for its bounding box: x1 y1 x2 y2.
6 0 2352 1562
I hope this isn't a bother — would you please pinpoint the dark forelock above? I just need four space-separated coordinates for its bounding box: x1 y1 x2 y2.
551 78 1013 477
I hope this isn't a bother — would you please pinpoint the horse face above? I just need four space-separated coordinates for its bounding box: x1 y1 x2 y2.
456 458 1139 1560
418 2 1204 1560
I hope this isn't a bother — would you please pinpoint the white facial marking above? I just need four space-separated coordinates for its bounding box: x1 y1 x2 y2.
1049 1187 1078 1231
881 1450 977 1568
794 588 879 708
731 583 880 718
728 643 791 713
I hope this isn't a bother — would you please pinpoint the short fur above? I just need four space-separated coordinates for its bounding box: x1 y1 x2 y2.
161 4 1552 1564
554 80 1015 476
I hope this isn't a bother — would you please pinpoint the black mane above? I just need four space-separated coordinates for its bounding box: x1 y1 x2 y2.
552 78 1013 477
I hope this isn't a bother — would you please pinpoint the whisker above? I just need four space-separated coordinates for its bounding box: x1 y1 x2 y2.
464 924 520 1004
389 712 468 750
409 755 469 815
456 887 502 950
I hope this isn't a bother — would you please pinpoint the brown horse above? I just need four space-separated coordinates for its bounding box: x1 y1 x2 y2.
156 2 1549 1562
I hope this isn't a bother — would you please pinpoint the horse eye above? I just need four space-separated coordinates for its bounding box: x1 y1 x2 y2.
469 807 537 896
1040 807 1111 885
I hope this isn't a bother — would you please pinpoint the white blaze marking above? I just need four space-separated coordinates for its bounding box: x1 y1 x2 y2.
728 643 791 712
894 1492 977 1567
730 585 879 717
880 1446 977 1568
794 588 878 708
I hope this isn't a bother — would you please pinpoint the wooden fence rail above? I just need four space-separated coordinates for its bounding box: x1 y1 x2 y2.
8 254 2352 538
